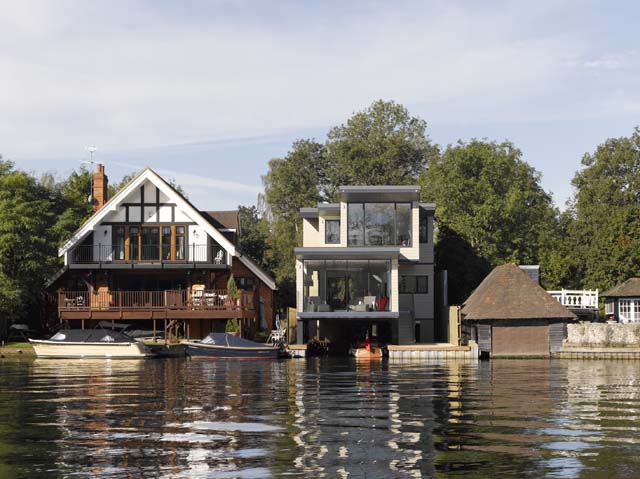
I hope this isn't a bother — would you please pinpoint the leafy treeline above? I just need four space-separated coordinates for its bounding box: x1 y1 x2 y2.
247 100 640 305
0 160 94 331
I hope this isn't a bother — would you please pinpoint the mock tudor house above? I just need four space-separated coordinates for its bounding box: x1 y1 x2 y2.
46 165 276 339
294 186 435 350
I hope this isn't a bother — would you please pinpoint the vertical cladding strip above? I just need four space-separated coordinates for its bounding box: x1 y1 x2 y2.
155 187 160 223
140 185 144 221
340 202 348 247
477 324 492 353
296 259 304 313
391 258 399 312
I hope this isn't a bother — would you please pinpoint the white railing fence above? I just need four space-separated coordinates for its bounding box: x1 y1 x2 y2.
547 289 599 309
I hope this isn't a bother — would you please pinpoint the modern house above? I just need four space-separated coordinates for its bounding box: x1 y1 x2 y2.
602 278 640 323
294 186 435 350
46 165 276 339
461 263 576 357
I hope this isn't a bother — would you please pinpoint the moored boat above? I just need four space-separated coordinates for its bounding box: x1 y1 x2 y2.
29 329 151 359
183 333 280 359
348 346 384 359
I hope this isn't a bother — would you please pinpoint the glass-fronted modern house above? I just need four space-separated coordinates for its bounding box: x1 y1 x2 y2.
294 186 435 349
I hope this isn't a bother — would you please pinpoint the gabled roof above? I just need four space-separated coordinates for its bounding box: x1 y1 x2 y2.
602 278 640 298
461 263 576 321
200 210 239 231
58 167 276 291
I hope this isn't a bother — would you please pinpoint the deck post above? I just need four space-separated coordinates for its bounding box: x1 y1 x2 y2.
164 318 167 345
153 319 156 343
81 319 85 330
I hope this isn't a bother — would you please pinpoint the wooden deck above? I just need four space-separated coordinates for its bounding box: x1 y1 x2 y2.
58 290 255 321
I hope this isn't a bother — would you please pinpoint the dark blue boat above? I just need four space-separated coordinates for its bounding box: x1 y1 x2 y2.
183 333 279 359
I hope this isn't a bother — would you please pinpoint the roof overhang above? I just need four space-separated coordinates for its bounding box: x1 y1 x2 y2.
339 185 420 202
300 208 319 219
419 202 436 211
294 247 400 260
297 311 399 320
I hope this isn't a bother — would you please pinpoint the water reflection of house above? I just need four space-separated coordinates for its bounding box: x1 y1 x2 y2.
461 264 576 357
294 186 437 350
46 165 276 339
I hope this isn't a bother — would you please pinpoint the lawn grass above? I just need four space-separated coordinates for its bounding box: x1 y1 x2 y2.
2 342 32 349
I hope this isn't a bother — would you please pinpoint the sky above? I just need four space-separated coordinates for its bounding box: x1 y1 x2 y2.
1 0 639 210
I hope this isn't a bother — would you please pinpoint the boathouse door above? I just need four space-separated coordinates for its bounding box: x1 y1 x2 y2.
492 323 549 356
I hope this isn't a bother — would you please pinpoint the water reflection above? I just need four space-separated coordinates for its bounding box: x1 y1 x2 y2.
1 358 640 477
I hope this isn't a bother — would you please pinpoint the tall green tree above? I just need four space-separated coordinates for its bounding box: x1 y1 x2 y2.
0 159 59 331
568 127 640 292
262 139 327 288
325 99 438 198
237 205 269 269
421 139 559 302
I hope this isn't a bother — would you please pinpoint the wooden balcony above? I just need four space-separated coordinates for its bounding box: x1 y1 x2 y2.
58 289 255 321
69 244 227 266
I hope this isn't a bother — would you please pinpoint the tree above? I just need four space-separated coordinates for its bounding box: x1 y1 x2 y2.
421 139 559 301
0 159 59 331
237 205 269 269
324 99 438 198
568 127 640 292
50 167 94 245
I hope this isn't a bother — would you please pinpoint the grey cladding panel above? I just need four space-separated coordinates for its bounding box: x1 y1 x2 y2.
477 324 492 352
549 322 567 353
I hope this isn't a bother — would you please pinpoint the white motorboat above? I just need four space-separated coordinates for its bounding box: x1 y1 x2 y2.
29 329 151 359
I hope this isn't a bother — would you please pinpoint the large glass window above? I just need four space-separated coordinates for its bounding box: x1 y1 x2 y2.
348 202 413 247
114 226 125 260
303 260 391 312
325 219 340 244
365 203 395 246
400 275 428 294
129 227 139 261
419 207 428 243
396 203 412 246
162 227 172 260
347 204 364 246
141 227 160 260
175 226 185 260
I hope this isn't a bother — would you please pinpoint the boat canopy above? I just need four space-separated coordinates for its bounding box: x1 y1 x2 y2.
49 329 137 343
201 333 265 348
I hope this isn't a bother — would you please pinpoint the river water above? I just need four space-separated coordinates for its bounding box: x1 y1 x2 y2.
1 357 639 478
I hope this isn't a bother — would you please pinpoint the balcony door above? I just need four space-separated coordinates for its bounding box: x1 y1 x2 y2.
141 227 160 260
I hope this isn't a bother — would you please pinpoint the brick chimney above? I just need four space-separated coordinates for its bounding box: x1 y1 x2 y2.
92 163 108 212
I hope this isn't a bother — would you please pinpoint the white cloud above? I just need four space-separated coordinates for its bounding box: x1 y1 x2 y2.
0 0 590 158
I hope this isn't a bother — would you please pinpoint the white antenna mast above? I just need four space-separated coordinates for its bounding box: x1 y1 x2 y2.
81 145 98 203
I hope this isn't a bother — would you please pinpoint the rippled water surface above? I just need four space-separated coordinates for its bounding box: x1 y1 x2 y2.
1 358 640 478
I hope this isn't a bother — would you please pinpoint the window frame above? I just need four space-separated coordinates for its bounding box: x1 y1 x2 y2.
325 219 340 245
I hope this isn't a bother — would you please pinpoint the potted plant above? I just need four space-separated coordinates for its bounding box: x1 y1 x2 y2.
226 275 241 336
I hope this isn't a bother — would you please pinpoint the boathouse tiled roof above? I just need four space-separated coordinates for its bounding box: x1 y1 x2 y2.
461 263 576 321
602 278 640 298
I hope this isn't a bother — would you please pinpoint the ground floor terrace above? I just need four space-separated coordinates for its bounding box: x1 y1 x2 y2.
48 267 274 340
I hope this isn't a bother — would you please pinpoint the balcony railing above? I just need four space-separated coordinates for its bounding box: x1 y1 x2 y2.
59 289 253 313
69 244 227 265
548 289 599 309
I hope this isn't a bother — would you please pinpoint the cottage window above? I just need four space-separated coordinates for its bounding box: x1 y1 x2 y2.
325 219 340 244
605 300 614 315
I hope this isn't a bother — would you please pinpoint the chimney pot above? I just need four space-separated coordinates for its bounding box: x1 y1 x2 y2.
92 163 108 212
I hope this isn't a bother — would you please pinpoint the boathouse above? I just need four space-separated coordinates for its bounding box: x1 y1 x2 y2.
602 278 640 323
461 263 576 357
45 164 277 340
